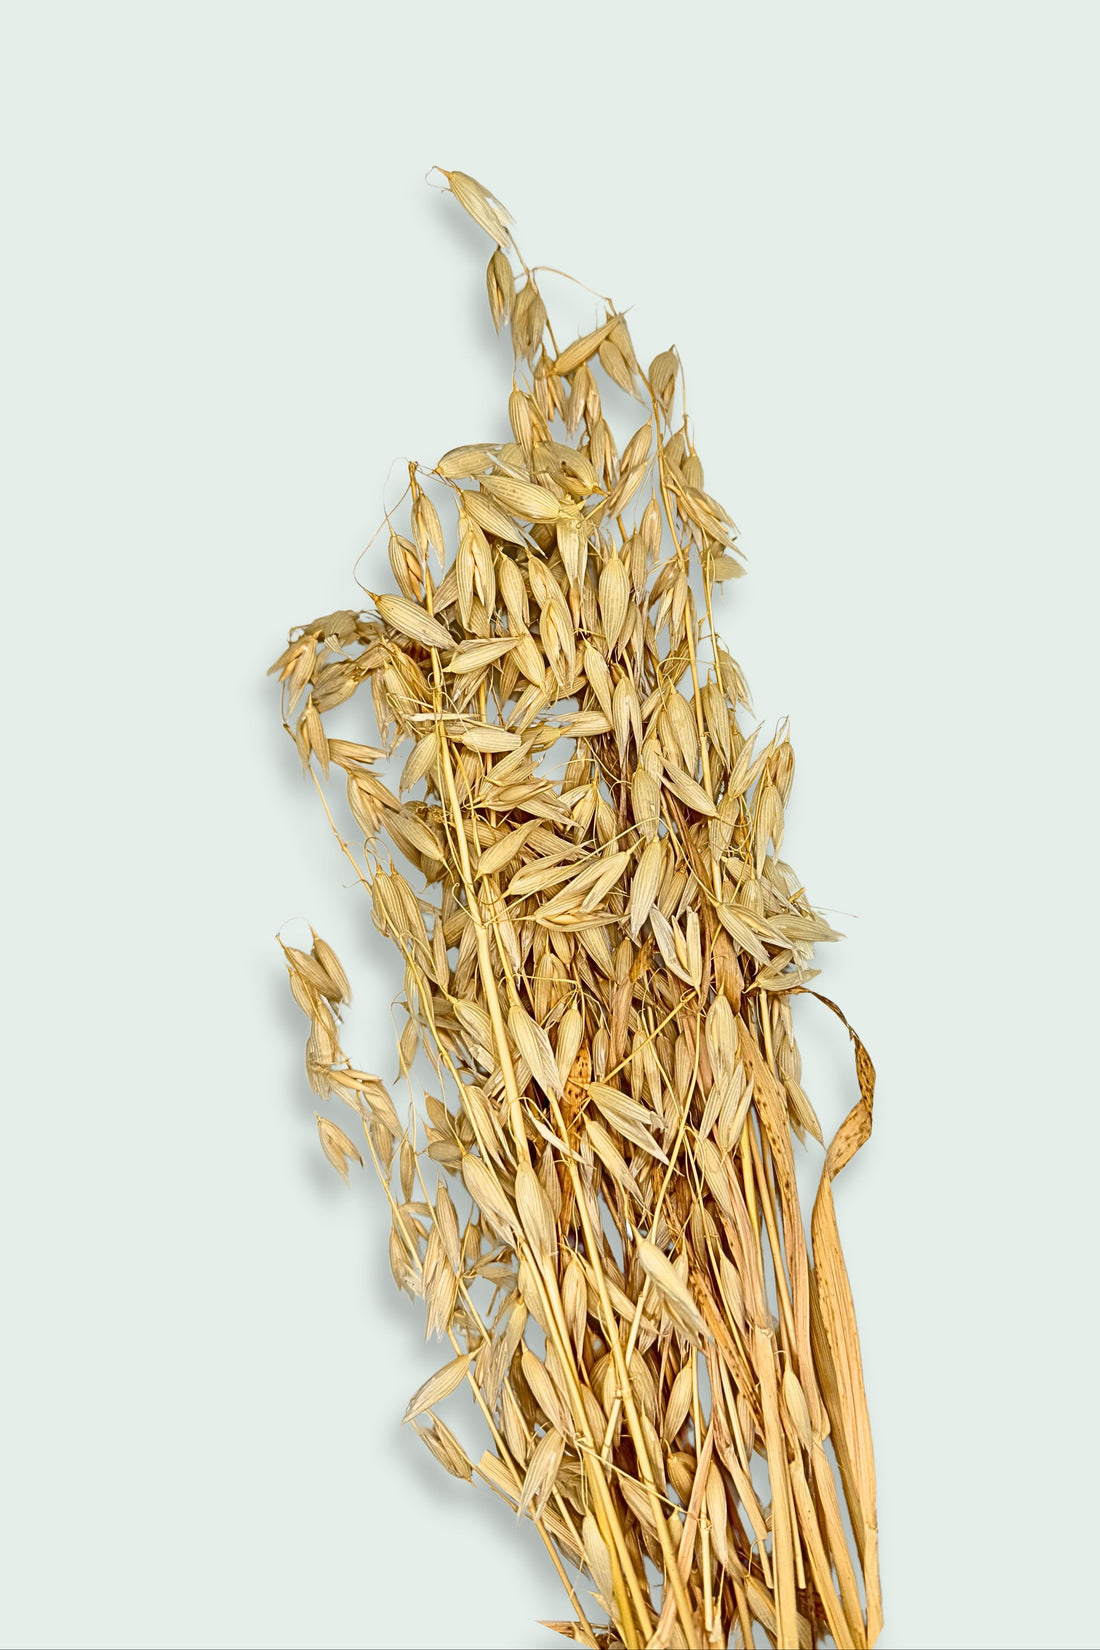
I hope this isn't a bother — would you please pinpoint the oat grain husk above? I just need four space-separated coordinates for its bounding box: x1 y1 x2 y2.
271 169 881 1650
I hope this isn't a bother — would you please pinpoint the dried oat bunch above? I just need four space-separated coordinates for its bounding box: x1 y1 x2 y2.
271 170 881 1650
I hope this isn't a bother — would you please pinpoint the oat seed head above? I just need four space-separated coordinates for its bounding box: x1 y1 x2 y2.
272 169 881 1650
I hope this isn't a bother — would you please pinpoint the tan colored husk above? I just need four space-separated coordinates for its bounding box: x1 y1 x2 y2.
271 169 881 1650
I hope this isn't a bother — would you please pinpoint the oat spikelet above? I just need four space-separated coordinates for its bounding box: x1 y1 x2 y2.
272 170 882 1650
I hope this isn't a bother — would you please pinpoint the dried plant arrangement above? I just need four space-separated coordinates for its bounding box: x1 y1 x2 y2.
270 169 881 1650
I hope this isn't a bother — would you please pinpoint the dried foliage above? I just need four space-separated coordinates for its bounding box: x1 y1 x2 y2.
271 168 881 1650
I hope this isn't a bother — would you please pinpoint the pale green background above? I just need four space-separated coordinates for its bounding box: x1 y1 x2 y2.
2 4 1097 1648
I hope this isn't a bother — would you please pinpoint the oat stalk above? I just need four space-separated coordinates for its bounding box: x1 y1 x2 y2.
270 168 881 1650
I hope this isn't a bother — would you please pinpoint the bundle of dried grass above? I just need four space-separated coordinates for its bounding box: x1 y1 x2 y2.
270 169 880 1650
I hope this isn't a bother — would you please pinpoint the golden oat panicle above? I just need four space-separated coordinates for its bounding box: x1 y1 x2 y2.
271 166 881 1650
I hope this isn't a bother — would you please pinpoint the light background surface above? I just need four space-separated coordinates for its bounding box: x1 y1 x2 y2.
2 4 1097 1648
